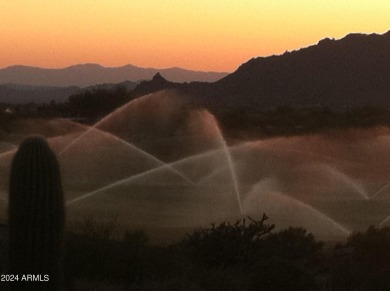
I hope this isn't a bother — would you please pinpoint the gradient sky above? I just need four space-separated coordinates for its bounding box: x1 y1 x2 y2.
0 0 389 72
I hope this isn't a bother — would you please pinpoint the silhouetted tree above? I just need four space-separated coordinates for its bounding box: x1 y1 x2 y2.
66 86 130 119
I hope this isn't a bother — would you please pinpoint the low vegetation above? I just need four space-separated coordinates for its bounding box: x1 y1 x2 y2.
2 207 390 290
64 215 323 291
62 222 390 290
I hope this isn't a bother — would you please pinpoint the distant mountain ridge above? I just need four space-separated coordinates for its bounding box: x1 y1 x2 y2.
0 64 228 87
2 31 390 108
132 31 390 109
209 30 390 108
0 80 137 104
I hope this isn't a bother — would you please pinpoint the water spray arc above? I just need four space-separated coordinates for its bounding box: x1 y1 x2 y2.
2 90 390 241
370 182 390 199
243 181 351 236
66 147 229 206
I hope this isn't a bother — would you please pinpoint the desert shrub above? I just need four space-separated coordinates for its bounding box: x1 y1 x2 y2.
249 257 317 291
332 226 390 291
65 229 150 284
64 215 327 290
123 230 149 249
81 214 119 240
183 217 323 266
183 215 275 267
181 218 323 290
346 226 390 268
262 227 324 261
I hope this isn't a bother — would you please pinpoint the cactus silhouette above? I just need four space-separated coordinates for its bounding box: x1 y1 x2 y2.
8 137 64 290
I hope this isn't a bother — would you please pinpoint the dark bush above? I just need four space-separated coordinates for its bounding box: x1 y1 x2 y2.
250 258 317 291
262 227 324 261
183 215 275 267
332 226 390 291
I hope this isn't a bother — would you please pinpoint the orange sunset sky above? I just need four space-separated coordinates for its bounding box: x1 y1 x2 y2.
0 0 389 72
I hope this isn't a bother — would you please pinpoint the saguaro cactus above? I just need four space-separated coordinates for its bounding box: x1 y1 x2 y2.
8 136 64 290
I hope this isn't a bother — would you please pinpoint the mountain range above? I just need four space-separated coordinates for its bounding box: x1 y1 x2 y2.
210 30 390 108
0 64 227 87
0 81 138 104
133 30 390 110
1 30 390 109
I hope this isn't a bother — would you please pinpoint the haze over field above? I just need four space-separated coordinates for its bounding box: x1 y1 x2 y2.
1 91 390 242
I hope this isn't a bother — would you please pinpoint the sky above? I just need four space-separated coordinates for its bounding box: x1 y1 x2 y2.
0 0 389 72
